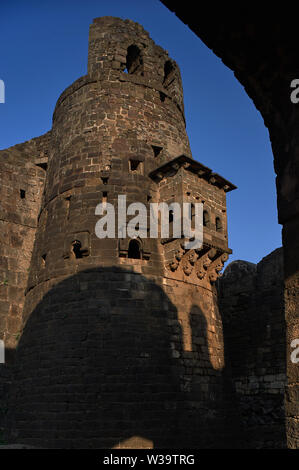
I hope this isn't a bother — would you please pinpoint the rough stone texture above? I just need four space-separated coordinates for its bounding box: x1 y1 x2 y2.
0 134 49 352
0 17 241 449
218 248 286 448
161 2 299 449
0 134 49 440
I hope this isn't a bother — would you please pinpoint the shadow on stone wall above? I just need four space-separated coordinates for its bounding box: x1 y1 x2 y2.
2 266 242 449
0 350 12 444
218 248 287 448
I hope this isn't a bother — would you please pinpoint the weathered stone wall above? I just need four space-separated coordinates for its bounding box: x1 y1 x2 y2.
5 268 241 449
0 136 49 350
217 248 287 448
0 132 50 440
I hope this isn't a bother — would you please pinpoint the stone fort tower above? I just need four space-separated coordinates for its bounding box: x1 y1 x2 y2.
0 17 237 448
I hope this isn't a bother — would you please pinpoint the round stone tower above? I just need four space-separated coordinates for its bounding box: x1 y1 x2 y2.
26 16 192 290
8 17 238 448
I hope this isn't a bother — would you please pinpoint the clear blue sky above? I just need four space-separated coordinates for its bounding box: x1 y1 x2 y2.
0 0 282 265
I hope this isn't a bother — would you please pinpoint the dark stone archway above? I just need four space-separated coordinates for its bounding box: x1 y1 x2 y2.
161 3 299 448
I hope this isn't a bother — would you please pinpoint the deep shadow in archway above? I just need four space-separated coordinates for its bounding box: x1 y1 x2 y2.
4 267 243 449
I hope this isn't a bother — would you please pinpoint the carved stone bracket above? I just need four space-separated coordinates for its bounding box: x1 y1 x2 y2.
168 243 229 283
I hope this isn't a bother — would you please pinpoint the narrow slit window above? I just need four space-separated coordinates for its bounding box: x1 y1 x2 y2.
20 189 26 199
169 210 174 224
203 210 210 228
216 217 222 232
191 203 195 230
65 195 71 219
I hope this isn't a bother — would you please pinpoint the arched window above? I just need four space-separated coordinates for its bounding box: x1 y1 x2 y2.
128 239 141 259
216 217 222 232
126 45 143 75
203 210 210 228
71 240 89 259
72 240 83 259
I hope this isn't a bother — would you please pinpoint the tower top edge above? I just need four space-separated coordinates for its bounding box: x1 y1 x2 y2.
92 16 148 30
89 16 152 42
